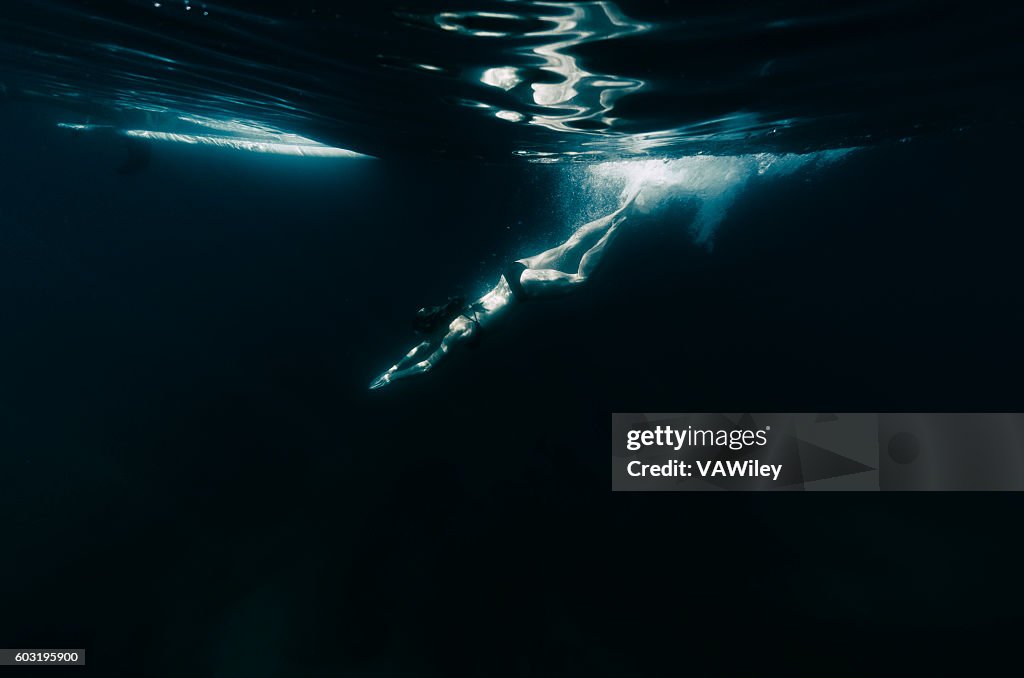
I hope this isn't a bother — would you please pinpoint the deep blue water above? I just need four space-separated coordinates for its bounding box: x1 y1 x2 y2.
2 1 1024 676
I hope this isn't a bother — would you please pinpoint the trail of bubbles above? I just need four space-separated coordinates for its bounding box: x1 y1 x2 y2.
579 149 855 244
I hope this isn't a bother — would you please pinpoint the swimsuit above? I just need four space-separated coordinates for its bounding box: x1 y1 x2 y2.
503 261 529 302
457 262 529 346
460 302 485 348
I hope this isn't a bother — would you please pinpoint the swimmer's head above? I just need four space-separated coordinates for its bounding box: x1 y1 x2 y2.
413 296 466 335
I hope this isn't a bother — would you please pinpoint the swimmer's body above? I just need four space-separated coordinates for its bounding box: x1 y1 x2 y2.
369 189 639 390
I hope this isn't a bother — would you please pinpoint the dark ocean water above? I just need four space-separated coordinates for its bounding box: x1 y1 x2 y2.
2 1 1024 676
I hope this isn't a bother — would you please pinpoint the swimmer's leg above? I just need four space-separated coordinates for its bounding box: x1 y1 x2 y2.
518 217 625 296
520 187 638 271
577 216 623 280
517 267 583 296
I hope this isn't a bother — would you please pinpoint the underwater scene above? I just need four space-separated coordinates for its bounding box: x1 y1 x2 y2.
2 1 1024 674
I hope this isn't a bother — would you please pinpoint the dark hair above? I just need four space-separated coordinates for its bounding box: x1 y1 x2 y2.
413 296 466 335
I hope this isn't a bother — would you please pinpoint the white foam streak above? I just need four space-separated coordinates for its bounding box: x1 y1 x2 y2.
587 149 855 243
122 129 369 157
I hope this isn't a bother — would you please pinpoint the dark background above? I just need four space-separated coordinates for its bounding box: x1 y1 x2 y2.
2 103 1024 675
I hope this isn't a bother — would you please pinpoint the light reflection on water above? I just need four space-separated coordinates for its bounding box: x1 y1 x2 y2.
432 1 801 160
441 2 649 135
1 0 1017 161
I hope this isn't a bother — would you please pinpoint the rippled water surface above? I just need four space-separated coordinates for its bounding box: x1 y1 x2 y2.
2 1 1021 160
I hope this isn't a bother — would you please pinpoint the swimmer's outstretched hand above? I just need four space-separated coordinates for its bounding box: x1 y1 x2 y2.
368 369 395 390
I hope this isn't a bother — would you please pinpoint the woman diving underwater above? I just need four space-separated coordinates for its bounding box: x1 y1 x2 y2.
368 188 640 390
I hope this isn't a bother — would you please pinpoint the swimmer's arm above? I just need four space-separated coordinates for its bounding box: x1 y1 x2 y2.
368 332 464 389
395 341 433 370
369 340 432 390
